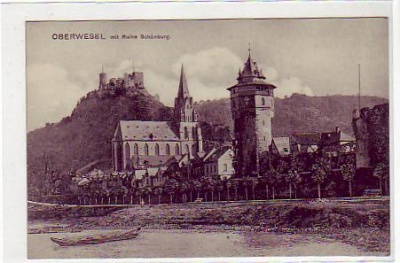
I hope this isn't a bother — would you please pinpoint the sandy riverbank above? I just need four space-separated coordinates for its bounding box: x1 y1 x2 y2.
28 199 390 255
29 228 388 258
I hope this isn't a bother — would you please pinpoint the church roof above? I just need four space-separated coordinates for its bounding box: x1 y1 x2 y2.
118 120 180 141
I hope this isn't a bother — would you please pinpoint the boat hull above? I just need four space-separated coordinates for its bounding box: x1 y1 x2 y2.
50 230 139 246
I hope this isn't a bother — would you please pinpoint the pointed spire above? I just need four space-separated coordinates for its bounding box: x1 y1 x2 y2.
237 46 266 83
132 58 135 73
101 64 104 73
178 64 190 99
242 52 255 76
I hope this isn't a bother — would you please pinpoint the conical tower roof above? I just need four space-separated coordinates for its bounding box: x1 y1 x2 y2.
241 53 256 77
237 51 266 83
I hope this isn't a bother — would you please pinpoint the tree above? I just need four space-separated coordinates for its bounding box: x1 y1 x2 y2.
251 178 259 200
201 176 216 202
286 169 300 199
216 180 224 201
180 181 190 203
341 162 355 197
311 157 330 199
259 174 270 200
311 165 325 199
242 178 251 201
164 178 181 204
373 162 389 195
231 179 239 201
193 179 203 199
153 186 164 204
135 187 144 205
143 186 152 204
127 186 136 205
226 180 232 202
265 169 280 200
186 181 194 202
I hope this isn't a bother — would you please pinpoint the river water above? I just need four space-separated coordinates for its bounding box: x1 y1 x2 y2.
28 229 383 259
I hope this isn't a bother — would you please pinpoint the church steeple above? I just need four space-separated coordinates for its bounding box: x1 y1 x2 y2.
174 64 196 123
177 64 190 99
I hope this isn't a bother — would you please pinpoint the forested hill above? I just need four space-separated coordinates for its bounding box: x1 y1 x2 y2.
27 88 172 178
195 94 388 137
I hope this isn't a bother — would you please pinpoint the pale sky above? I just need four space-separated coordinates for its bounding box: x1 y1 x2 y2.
26 18 389 131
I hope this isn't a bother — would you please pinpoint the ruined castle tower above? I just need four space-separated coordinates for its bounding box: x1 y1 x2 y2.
98 62 144 90
228 51 277 176
174 65 203 158
99 65 107 89
352 103 389 169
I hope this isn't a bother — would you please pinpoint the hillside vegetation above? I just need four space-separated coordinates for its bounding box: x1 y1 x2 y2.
195 94 387 136
27 89 172 179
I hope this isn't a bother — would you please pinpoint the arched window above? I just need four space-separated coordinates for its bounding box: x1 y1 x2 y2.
134 143 139 155
244 96 250 106
155 144 160 156
166 144 170 155
125 143 130 158
144 143 149 156
185 145 190 155
175 144 180 155
261 97 265 105
232 100 236 109
125 143 131 169
184 127 189 139
192 127 197 138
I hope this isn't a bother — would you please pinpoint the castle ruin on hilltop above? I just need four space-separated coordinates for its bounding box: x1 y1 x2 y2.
98 65 145 93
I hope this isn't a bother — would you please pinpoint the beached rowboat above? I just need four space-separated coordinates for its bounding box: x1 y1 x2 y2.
50 228 141 246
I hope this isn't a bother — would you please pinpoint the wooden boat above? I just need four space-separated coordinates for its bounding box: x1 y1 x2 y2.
50 228 141 246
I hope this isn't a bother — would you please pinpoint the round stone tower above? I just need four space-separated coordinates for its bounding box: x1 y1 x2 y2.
227 51 277 177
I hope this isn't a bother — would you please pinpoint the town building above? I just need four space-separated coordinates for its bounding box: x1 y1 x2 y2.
288 129 355 159
289 132 321 157
270 136 291 159
202 147 235 180
227 50 277 176
111 65 204 171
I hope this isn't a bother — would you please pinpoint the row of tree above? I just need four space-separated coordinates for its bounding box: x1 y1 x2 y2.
29 152 389 205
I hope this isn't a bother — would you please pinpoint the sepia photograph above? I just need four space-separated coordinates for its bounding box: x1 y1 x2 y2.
24 17 390 259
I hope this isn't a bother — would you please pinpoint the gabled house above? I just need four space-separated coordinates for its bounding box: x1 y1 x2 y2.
289 132 321 157
271 137 291 158
320 128 355 157
203 147 235 180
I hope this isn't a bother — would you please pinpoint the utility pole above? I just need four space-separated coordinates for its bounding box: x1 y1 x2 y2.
358 64 361 110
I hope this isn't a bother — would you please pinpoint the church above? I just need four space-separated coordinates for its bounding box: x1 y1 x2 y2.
111 65 204 171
